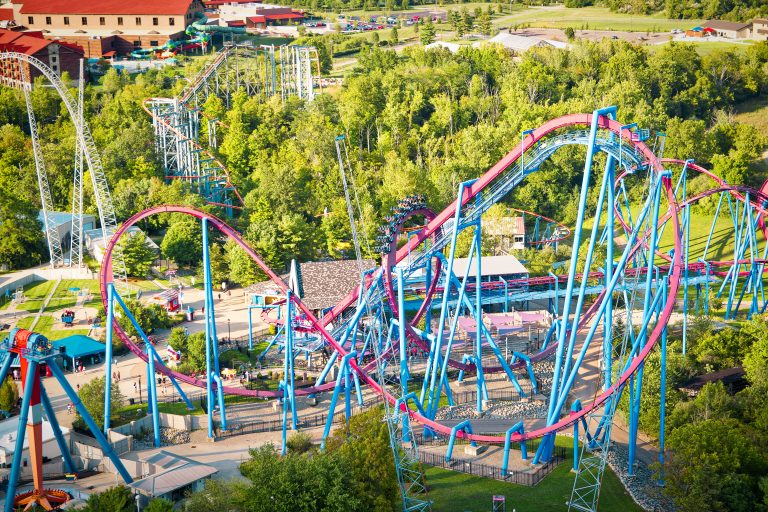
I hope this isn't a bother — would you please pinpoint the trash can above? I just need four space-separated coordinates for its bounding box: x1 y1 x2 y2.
129 398 135 405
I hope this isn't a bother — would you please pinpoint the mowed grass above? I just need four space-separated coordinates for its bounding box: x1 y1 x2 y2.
735 96 768 137
425 458 641 512
492 5 699 32
15 315 91 340
652 40 756 56
3 280 57 312
46 279 101 312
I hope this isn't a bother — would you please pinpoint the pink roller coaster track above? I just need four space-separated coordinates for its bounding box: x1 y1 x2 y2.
101 113 683 445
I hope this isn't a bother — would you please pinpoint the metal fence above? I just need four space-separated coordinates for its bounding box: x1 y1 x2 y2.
417 446 565 487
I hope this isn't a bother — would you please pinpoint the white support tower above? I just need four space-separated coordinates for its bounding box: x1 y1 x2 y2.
70 59 85 268
19 63 64 267
0 53 127 285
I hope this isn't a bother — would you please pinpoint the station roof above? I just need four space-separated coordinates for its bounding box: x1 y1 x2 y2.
132 450 218 497
0 417 67 455
450 255 529 278
53 334 105 360
264 12 303 20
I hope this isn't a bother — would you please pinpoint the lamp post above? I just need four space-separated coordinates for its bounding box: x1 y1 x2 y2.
135 492 141 512
227 318 231 343
138 375 142 404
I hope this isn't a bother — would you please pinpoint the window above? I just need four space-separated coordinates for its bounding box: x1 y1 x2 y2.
63 16 70 25
99 17 105 25
169 17 175 26
150 40 158 46
51 56 57 63
133 40 141 47
117 17 123 25
152 17 158 26
135 17 142 26
27 16 34 24
81 16 87 25
45 16 51 25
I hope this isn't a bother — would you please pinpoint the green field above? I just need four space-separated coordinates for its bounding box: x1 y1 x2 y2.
1 280 57 312
491 5 699 32
735 96 768 137
652 40 756 56
425 456 641 512
45 279 102 312
15 315 91 340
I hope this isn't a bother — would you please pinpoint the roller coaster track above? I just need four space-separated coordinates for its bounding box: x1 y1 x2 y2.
0 52 127 284
101 112 687 447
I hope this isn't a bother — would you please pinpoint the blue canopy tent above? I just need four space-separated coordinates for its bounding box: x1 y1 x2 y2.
54 334 106 372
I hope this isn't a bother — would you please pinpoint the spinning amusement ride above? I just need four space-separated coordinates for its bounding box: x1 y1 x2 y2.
1 48 766 512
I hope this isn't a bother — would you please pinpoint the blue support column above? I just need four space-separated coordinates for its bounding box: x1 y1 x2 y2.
445 420 475 462
40 386 76 474
49 362 133 484
5 360 38 512
147 342 161 448
474 201 486 413
202 217 216 439
501 421 526 476
320 351 357 450
658 277 669 486
104 282 115 434
396 267 410 396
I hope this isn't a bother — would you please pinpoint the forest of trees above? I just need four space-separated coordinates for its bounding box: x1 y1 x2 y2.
1 39 767 282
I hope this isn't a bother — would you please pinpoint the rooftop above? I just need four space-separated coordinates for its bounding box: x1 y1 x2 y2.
294 259 375 311
54 334 105 361
449 255 529 278
131 450 218 497
15 0 197 16
484 32 552 52
703 19 752 31
0 417 68 455
0 28 55 55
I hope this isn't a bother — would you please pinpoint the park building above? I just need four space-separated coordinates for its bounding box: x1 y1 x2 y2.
214 2 305 29
753 19 768 41
37 211 97 263
702 19 753 39
0 28 84 86
4 0 204 58
0 416 71 480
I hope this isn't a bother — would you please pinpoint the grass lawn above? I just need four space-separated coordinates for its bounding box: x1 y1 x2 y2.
491 5 699 33
651 40 756 56
735 96 768 137
119 400 203 418
45 279 102 313
4 280 57 312
425 460 640 512
15 315 91 340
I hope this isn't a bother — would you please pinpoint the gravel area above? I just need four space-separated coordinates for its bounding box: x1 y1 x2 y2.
134 427 191 449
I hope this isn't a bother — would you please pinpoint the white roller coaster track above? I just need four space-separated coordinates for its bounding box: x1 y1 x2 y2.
0 52 127 284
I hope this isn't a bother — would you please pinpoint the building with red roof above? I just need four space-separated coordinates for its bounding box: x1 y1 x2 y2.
6 0 204 57
0 28 83 88
218 3 303 28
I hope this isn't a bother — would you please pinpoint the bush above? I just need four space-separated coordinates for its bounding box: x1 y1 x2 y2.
286 431 314 454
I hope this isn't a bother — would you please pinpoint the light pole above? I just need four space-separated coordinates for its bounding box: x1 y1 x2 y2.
227 318 231 343
135 492 141 512
138 375 142 404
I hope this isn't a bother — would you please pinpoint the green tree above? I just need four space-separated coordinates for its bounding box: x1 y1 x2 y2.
0 376 19 413
0 188 45 270
226 240 262 287
161 218 202 267
81 485 134 512
665 418 765 512
420 17 437 45
119 231 156 277
477 11 492 36
74 376 125 432
564 26 575 40
144 498 174 512
167 327 189 355
186 332 208 371
390 26 399 45
325 408 400 511
743 335 768 388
